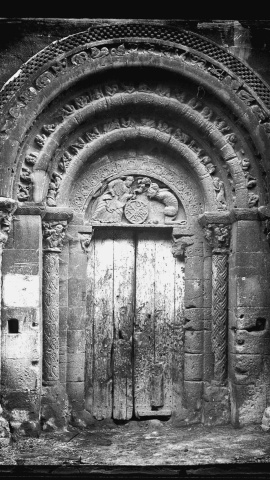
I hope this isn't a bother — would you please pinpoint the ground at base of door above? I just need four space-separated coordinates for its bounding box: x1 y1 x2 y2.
0 421 270 468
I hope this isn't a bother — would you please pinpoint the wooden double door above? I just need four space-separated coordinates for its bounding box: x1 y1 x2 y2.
85 229 185 420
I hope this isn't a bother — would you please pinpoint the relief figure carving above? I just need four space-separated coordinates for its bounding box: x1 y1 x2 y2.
92 176 134 222
213 177 227 210
90 175 182 225
46 172 62 207
146 182 179 223
43 222 66 250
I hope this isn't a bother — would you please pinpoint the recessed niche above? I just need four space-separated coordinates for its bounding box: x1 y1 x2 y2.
8 319 19 334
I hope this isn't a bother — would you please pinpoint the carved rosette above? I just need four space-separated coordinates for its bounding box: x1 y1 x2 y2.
42 221 67 385
203 223 231 384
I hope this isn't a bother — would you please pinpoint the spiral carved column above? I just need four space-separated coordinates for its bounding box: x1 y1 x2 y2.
203 223 231 384
42 221 67 386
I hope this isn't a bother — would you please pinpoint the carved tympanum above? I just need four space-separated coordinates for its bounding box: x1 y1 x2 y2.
90 175 182 225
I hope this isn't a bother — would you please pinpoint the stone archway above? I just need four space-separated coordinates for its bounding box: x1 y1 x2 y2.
1 21 270 434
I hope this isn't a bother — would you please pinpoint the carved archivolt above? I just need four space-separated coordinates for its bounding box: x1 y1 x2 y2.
14 76 263 211
0 28 268 212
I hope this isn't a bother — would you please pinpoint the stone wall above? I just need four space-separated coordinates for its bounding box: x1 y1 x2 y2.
1 18 270 436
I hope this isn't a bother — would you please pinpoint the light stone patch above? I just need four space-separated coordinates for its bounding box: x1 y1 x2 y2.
2 274 40 308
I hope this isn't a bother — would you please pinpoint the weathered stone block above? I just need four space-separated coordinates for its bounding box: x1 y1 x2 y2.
204 331 212 352
203 353 214 381
67 330 85 354
183 381 203 411
228 353 263 384
13 215 41 250
2 391 40 415
185 256 203 280
66 354 85 382
68 306 85 330
67 381 85 411
262 356 270 385
2 249 39 275
238 274 270 307
184 280 203 308
231 307 270 331
228 328 269 354
204 308 212 330
185 241 203 257
184 330 203 353
184 308 204 330
2 358 38 390
203 256 212 279
69 249 87 277
203 382 230 426
184 353 203 380
59 361 67 385
41 384 69 428
59 336 67 356
230 381 267 426
232 220 266 253
68 278 86 306
59 306 68 332
59 277 69 307
3 331 39 359
203 279 212 308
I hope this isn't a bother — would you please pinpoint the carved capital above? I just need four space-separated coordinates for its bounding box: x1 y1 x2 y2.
203 223 231 253
79 232 93 254
42 221 67 252
0 197 17 244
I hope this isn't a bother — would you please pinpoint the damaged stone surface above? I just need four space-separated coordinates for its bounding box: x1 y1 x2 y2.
0 422 270 466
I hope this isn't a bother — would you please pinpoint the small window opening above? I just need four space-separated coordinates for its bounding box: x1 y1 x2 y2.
8 319 19 334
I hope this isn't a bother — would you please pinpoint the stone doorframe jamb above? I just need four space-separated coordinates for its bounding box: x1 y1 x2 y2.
0 197 18 396
198 207 266 386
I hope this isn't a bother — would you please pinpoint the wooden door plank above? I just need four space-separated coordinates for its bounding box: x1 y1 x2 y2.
153 232 175 414
92 230 114 420
172 256 185 415
113 230 134 420
85 233 95 414
134 231 156 417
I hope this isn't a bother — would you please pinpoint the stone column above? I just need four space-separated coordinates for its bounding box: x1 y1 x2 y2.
42 220 67 385
203 223 231 384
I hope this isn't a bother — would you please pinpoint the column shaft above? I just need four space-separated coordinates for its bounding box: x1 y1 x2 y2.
43 250 60 384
